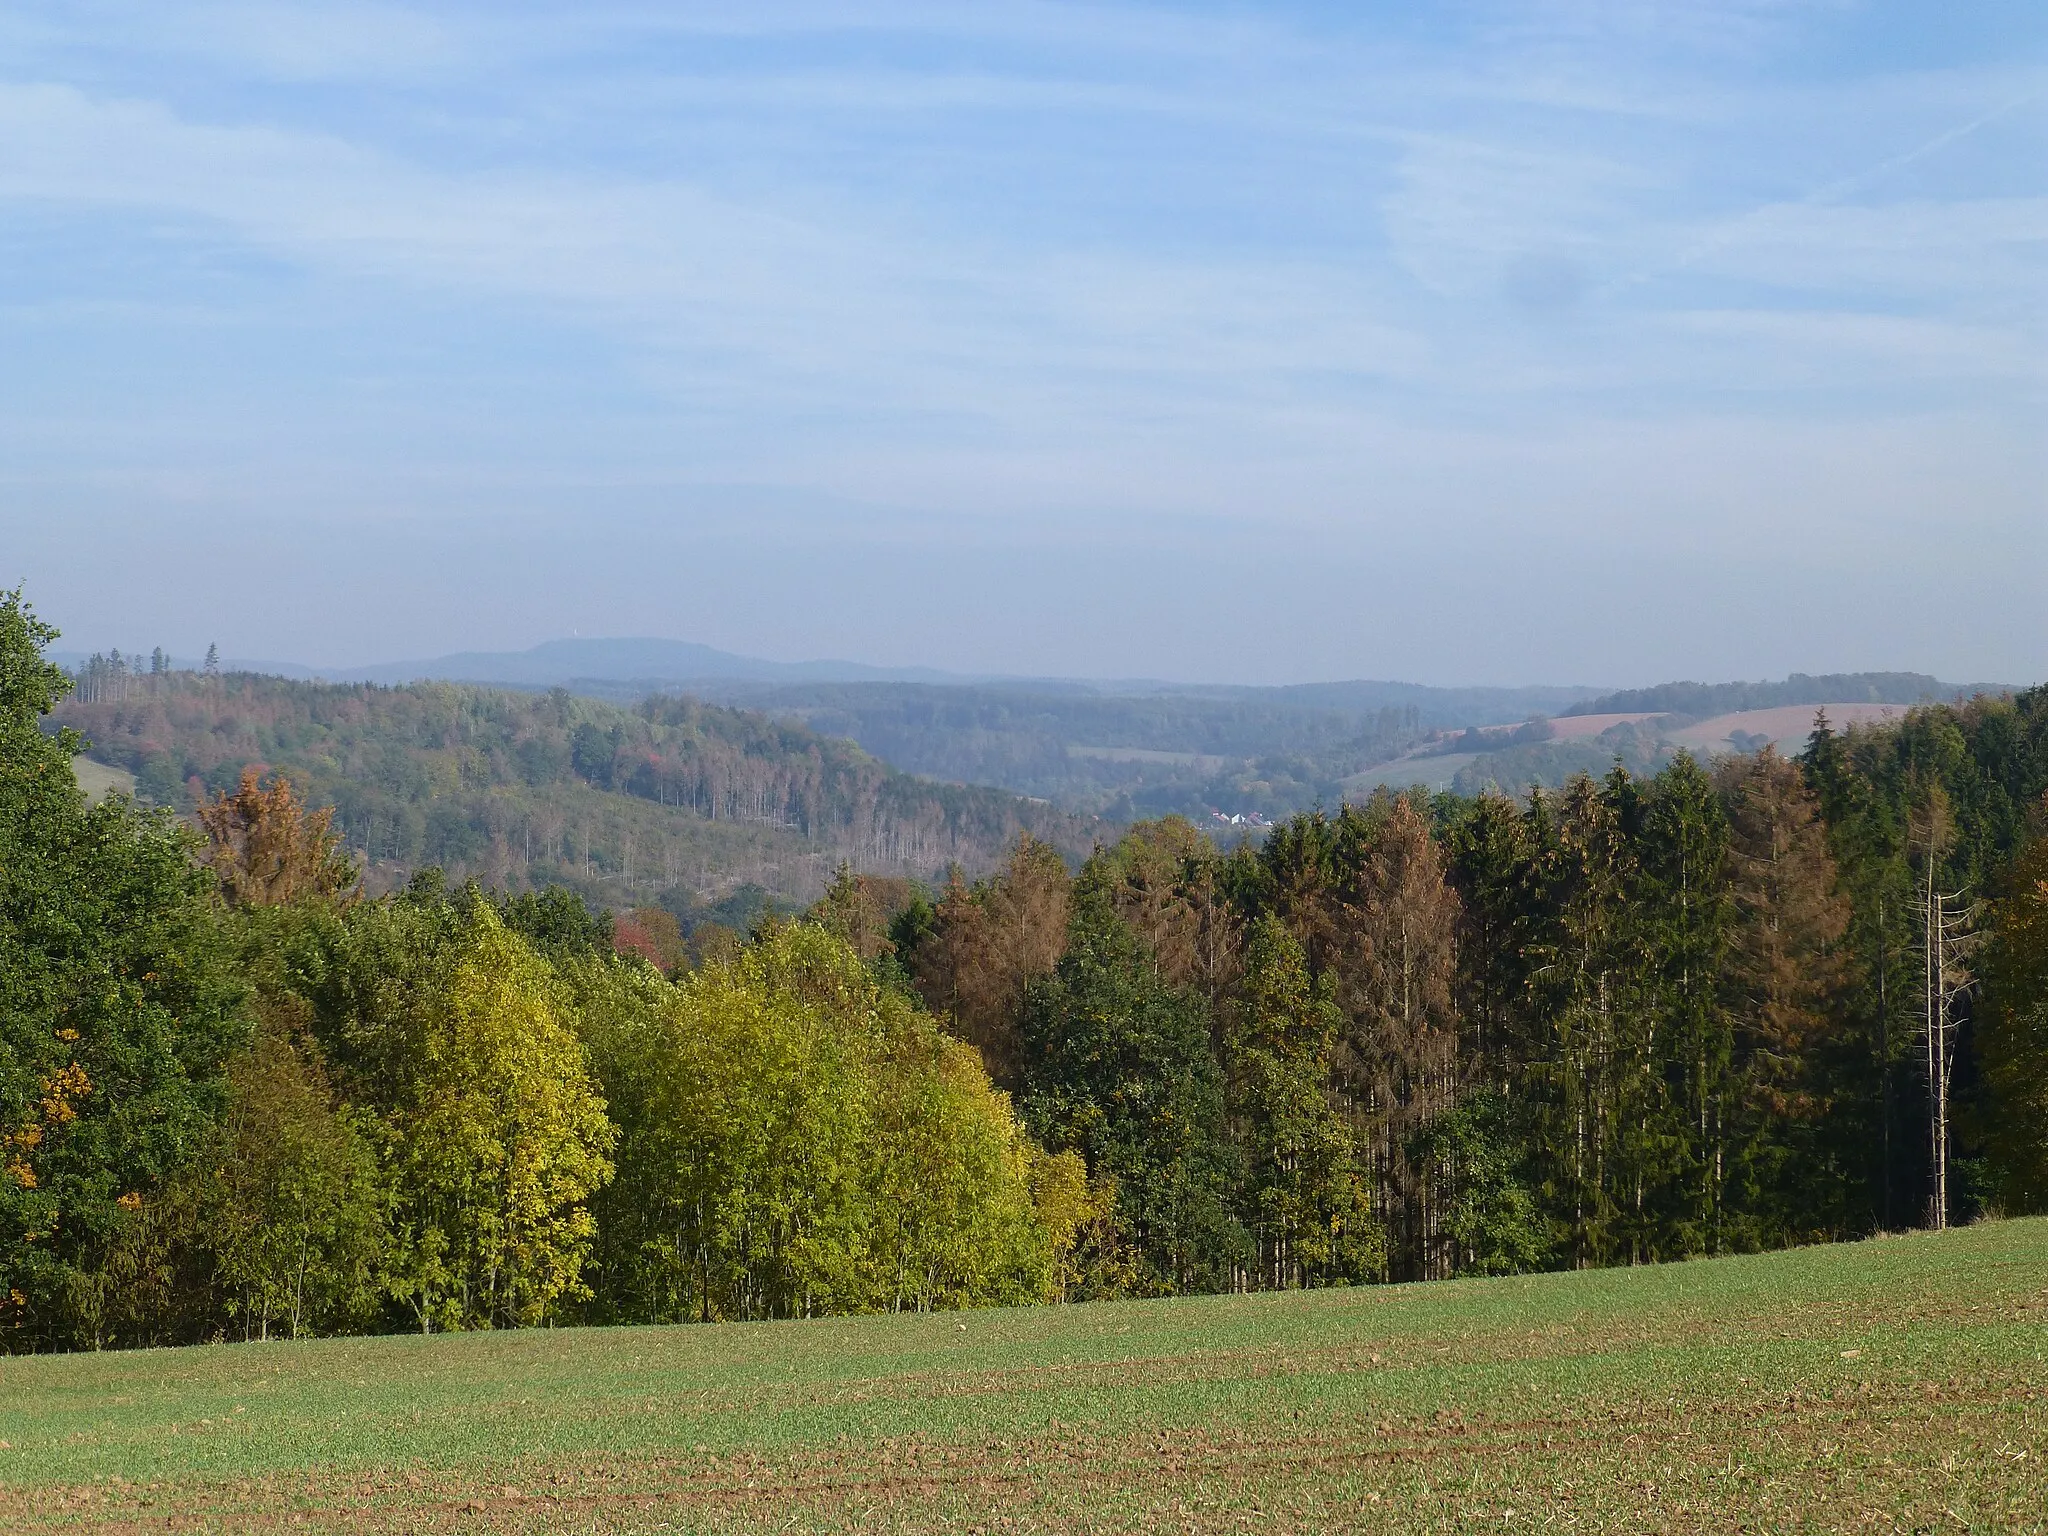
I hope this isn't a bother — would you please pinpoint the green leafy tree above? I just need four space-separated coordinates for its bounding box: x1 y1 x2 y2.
1409 1086 1550 1275
497 886 613 961
0 590 248 1349
1225 916 1379 1287
574 922 1065 1322
201 1003 389 1339
292 891 616 1331
1022 885 1244 1293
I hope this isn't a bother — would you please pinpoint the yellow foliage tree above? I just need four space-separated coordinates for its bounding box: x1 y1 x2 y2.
382 908 617 1331
577 922 1079 1322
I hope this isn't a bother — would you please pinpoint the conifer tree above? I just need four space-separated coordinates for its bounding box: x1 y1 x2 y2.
1717 748 1853 1240
909 836 1070 1087
1327 794 1463 1279
1224 917 1378 1286
197 768 359 909
1979 825 2048 1211
1445 791 1540 1084
1635 753 1733 1252
1802 712 1918 1227
1521 775 1649 1266
1022 887 1243 1292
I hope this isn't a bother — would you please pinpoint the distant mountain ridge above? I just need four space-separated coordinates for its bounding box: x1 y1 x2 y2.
328 637 1605 718
55 636 1606 712
346 637 975 688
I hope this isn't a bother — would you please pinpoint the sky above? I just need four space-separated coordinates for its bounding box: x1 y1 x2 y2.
3 0 2043 686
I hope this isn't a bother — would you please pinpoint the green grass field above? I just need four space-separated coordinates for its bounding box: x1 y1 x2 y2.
68 756 136 805
4 1220 2044 1533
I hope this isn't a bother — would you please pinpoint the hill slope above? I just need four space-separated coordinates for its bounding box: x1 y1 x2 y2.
51 674 1097 909
1562 671 1987 719
616 678 1601 823
2 1218 2041 1532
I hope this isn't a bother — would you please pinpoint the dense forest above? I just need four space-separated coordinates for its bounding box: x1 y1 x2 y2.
8 593 2047 1353
1561 671 1981 721
688 680 1434 822
50 669 1096 912
576 672 1981 823
1442 719 1674 798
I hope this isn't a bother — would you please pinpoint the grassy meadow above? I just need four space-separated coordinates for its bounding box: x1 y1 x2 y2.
3 1218 2044 1533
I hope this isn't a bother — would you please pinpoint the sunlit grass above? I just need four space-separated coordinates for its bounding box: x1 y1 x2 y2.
4 1218 2044 1531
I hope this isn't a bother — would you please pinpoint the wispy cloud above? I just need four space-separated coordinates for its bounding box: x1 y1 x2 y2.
2 1 2041 679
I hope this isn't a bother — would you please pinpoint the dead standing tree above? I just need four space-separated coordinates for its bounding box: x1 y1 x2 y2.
1910 788 1976 1231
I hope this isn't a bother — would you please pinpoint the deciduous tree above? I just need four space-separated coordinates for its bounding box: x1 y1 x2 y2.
0 590 247 1349
197 768 358 909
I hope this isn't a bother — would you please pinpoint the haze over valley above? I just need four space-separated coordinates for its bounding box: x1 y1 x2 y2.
55 634 2007 918
5 4 2044 1526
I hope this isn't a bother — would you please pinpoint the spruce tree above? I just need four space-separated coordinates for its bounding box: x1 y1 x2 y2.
1635 753 1733 1253
1224 916 1377 1286
1718 749 1854 1242
1021 887 1243 1293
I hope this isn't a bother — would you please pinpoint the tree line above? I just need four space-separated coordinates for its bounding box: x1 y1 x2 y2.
6 591 2046 1350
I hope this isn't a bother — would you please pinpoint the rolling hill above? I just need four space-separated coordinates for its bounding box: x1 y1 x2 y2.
58 647 2016 838
607 677 1606 824
51 673 1098 914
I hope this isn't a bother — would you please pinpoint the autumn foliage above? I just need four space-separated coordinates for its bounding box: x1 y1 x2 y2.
8 588 2048 1353
198 768 358 908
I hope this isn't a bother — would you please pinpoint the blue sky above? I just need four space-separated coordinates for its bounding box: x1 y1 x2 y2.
3 1 2043 684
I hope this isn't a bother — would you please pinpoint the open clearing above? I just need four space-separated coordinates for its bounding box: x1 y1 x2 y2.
69 756 136 804
3 1220 2043 1534
1343 754 1481 794
1664 703 1908 755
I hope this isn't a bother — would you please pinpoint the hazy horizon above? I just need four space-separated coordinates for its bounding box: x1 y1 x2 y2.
42 631 2022 702
5 2 2044 687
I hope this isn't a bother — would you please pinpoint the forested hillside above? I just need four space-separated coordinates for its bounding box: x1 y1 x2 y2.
569 671 1978 823
1562 672 1974 719
879 685 2048 1279
627 678 1600 822
50 672 1095 909
7 591 2048 1356
694 681 1432 822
